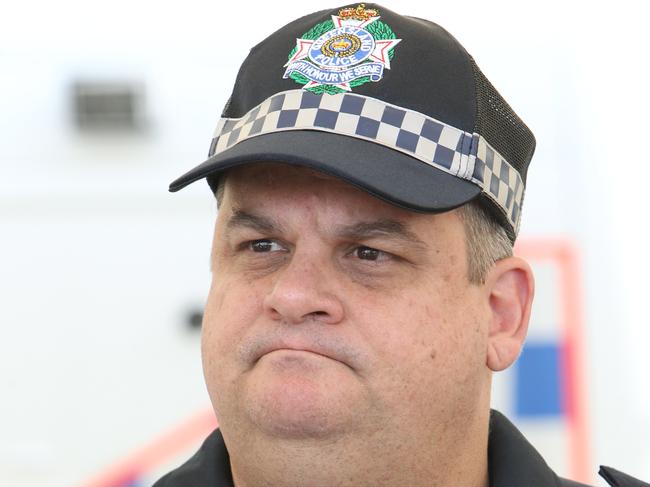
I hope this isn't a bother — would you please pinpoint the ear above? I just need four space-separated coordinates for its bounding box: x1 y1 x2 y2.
485 256 535 372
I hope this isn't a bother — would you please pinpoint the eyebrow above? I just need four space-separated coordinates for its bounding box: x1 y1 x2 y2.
335 219 428 249
225 209 426 249
225 209 284 234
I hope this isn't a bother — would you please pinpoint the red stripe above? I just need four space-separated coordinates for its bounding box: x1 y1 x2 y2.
78 409 217 487
516 238 590 483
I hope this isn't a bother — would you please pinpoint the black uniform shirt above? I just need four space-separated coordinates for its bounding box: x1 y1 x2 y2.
153 410 646 487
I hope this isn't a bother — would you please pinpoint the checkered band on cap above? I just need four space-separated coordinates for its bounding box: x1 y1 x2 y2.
209 89 525 234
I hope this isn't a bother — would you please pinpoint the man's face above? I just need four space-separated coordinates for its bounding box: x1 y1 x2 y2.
202 163 492 444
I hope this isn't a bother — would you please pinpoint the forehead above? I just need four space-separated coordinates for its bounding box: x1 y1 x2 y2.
221 163 412 219
223 163 350 196
218 163 466 242
222 163 398 207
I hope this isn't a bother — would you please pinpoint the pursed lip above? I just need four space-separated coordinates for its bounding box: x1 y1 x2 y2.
259 342 335 360
253 339 355 370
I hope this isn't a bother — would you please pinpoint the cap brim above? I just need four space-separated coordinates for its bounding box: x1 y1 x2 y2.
169 130 481 213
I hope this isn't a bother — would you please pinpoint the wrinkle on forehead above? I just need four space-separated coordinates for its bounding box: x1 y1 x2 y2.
222 163 380 227
226 163 342 193
224 163 392 212
219 162 466 253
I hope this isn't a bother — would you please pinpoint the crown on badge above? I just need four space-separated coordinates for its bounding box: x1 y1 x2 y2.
338 4 379 21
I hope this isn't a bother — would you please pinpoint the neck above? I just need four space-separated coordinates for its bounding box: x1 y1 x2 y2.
225 407 490 487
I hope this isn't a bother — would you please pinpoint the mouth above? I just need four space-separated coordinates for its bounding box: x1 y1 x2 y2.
264 347 334 360
253 341 354 370
259 345 334 361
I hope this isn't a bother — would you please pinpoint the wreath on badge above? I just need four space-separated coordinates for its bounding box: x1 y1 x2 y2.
283 5 401 95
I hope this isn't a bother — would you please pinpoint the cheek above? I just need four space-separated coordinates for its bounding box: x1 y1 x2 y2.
346 289 439 394
201 276 265 384
355 282 488 387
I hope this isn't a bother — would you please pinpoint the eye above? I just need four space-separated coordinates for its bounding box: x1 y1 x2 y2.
248 239 285 253
354 246 387 261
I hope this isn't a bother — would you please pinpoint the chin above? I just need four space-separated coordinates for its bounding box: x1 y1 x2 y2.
240 359 361 440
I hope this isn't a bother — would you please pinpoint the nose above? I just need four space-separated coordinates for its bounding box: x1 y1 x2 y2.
263 250 345 325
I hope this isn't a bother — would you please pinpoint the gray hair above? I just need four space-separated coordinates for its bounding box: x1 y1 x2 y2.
457 199 513 284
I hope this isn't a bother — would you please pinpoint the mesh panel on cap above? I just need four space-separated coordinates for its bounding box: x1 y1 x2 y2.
469 56 536 185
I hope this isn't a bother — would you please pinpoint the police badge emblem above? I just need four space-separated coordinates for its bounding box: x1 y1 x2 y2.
283 4 401 94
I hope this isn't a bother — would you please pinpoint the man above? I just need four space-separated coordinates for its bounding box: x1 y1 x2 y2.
154 4 646 486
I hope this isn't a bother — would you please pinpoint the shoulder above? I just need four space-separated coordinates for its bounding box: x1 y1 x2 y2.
598 466 650 487
489 410 648 487
558 478 593 487
558 463 650 486
152 428 234 487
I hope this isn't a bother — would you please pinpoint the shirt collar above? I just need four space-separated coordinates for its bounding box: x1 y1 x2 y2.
488 409 562 487
165 409 562 487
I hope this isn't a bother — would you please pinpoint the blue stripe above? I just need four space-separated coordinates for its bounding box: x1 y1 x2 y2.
514 342 563 417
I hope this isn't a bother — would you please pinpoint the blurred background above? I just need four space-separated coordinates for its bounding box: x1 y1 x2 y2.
1 0 649 485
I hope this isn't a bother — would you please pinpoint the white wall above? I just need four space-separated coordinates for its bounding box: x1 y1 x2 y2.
1 1 649 485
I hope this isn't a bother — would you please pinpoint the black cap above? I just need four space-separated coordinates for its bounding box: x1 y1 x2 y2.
169 3 535 241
